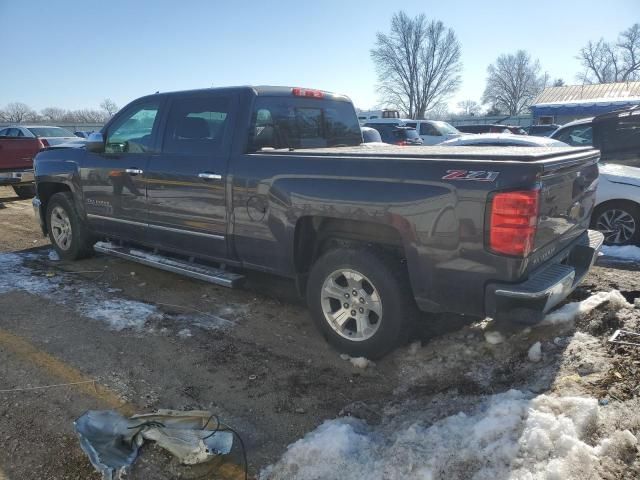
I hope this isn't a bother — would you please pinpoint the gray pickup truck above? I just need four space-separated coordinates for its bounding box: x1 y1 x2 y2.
33 86 603 358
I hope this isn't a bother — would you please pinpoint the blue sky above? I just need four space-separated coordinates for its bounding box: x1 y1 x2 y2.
1 0 637 113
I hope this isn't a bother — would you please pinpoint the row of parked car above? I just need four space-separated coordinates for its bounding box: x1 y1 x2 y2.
361 118 589 148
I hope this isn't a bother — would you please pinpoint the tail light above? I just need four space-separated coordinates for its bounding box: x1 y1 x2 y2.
292 87 324 99
38 138 49 149
488 189 540 257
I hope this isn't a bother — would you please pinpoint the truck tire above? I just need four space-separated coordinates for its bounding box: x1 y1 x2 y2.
306 247 417 359
46 192 94 260
592 200 640 246
12 185 35 199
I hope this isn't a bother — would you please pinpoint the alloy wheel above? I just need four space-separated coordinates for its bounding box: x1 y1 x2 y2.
320 269 383 341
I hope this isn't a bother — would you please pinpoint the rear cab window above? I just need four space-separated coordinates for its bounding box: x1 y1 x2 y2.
162 95 231 155
249 96 362 151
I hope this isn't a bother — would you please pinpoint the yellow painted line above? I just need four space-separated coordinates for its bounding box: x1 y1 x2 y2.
0 328 246 479
0 328 135 415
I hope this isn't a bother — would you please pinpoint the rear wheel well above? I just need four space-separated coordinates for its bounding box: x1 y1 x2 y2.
294 217 405 275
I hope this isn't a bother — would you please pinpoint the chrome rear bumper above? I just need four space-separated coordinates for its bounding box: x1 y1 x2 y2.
485 230 604 323
0 169 34 185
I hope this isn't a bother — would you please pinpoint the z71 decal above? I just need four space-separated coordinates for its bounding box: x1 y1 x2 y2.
442 170 500 182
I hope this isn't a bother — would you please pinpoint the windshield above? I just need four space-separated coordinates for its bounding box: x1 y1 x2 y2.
27 127 75 137
433 121 460 135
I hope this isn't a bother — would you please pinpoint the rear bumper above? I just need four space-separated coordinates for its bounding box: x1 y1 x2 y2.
485 229 604 323
0 169 34 185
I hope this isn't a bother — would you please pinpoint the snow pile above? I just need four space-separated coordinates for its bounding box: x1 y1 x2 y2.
261 390 636 480
542 290 631 325
600 245 640 263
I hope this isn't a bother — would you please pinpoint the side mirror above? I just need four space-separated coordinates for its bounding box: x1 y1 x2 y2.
86 132 105 153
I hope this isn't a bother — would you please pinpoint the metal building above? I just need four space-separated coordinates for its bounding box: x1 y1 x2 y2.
530 81 640 125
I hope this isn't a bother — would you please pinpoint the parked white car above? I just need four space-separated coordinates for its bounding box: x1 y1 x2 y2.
363 119 462 145
404 120 463 145
550 118 593 146
440 133 568 147
593 163 640 245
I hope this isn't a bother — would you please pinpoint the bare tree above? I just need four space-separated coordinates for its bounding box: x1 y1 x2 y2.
482 50 545 116
0 102 39 123
427 103 452 120
73 109 109 123
371 11 462 119
457 99 481 116
100 98 118 117
40 107 68 122
553 78 565 87
578 23 640 83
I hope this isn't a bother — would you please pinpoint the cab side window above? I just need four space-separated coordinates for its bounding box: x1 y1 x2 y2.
162 95 230 155
420 123 441 136
105 102 160 154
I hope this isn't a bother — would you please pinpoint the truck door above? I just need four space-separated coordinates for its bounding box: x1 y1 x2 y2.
81 100 162 241
418 122 444 145
144 92 234 260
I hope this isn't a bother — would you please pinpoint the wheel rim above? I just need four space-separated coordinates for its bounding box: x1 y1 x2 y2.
320 269 383 342
596 208 636 245
50 206 73 251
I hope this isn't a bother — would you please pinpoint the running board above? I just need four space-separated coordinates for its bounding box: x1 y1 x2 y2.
93 243 245 288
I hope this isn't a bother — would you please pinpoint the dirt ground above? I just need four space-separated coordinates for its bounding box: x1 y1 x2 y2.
0 185 639 479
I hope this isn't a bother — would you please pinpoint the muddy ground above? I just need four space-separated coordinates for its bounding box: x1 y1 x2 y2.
0 185 639 479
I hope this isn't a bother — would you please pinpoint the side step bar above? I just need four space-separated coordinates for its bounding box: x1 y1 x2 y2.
93 243 245 288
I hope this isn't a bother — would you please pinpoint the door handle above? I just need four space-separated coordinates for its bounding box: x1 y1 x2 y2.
198 172 222 180
125 168 143 175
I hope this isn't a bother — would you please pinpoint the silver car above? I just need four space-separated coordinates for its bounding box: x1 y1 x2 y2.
0 125 83 146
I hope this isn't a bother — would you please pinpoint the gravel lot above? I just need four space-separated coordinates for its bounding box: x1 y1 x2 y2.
0 186 639 479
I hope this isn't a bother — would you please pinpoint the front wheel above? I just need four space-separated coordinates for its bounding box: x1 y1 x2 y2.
592 201 640 246
46 192 94 260
306 247 417 359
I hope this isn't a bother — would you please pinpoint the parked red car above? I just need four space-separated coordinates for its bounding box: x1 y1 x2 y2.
0 125 80 198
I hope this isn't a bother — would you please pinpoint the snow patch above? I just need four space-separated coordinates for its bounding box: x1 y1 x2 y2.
340 354 374 369
542 290 632 325
0 251 231 333
528 342 542 362
484 331 505 345
48 249 60 261
600 245 640 263
79 300 158 331
177 328 193 338
261 390 634 480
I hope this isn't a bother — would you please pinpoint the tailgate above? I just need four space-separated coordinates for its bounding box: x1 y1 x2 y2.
533 149 600 254
0 138 40 170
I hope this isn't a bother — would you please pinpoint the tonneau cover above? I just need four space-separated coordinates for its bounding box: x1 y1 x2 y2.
256 144 597 162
